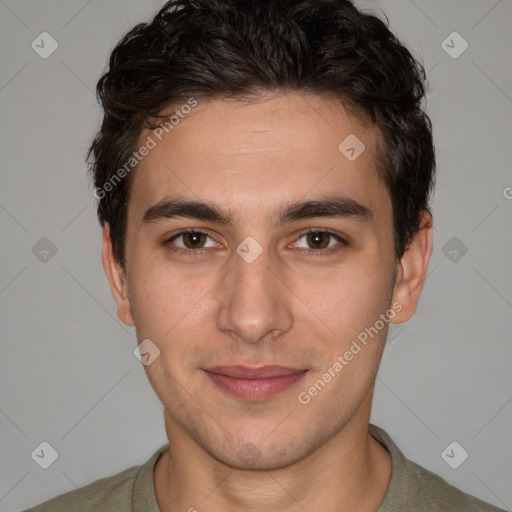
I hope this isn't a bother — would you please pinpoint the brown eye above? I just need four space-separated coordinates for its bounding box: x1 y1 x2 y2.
305 231 331 249
166 230 218 253
181 231 207 249
294 230 344 250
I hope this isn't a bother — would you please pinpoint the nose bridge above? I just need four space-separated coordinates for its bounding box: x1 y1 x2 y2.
216 238 293 343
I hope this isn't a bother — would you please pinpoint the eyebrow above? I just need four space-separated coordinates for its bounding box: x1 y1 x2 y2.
142 195 373 226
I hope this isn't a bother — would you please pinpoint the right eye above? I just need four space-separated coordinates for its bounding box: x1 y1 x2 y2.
164 229 220 255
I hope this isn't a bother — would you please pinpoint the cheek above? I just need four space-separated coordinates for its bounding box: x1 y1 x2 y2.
296 256 392 341
128 256 218 362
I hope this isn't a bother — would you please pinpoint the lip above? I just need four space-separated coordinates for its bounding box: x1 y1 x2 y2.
203 365 308 401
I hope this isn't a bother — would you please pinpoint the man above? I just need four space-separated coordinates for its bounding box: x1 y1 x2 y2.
24 0 506 510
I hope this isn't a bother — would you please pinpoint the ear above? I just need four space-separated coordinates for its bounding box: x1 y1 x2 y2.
390 211 433 324
101 224 135 326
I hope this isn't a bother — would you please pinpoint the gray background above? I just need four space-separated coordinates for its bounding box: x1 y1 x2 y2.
0 1 511 510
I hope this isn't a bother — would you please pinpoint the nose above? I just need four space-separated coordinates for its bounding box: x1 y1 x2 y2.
216 239 294 344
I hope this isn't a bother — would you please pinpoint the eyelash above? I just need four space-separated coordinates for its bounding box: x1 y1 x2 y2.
164 228 347 258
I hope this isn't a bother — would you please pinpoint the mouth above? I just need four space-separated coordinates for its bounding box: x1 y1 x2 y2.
202 365 308 401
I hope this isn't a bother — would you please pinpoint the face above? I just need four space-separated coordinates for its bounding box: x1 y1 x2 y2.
103 92 431 470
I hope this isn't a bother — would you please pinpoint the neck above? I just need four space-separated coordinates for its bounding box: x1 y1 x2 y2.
154 393 392 512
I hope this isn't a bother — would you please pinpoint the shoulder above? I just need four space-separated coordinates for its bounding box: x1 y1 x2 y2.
21 463 141 512
22 443 168 512
369 424 507 512
405 456 506 511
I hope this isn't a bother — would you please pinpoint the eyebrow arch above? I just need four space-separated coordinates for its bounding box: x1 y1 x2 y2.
142 195 373 226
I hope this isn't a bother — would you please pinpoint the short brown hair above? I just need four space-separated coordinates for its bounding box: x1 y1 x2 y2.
88 0 435 270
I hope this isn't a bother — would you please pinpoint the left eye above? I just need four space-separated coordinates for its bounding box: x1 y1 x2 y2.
293 230 344 250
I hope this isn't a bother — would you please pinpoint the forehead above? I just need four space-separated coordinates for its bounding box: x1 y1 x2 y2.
128 92 388 227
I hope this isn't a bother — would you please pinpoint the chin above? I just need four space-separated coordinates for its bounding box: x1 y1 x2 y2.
200 427 321 471
216 444 304 471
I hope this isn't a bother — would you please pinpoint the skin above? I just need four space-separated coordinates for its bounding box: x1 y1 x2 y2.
102 92 433 512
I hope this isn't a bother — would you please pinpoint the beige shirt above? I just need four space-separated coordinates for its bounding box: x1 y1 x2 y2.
23 423 506 511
